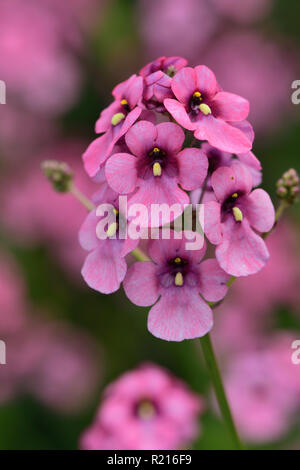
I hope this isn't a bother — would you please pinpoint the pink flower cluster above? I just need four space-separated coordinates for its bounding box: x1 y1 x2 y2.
80 363 203 450
80 56 275 342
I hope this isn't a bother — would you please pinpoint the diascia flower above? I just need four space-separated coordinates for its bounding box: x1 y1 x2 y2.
79 188 138 294
83 74 143 177
204 163 275 277
124 231 229 341
105 120 208 227
80 363 204 450
139 56 187 112
164 65 252 154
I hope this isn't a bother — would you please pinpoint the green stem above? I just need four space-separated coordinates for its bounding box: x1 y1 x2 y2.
200 333 244 450
131 247 150 262
70 184 95 212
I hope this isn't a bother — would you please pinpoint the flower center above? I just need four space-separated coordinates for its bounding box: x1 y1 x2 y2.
136 400 156 421
171 256 187 287
149 147 166 177
222 193 243 222
120 98 130 112
190 91 212 116
105 207 119 238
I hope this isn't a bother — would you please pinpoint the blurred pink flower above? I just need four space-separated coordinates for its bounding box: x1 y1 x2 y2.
211 0 273 24
0 317 102 413
225 340 300 443
0 254 26 336
81 363 203 450
1 141 96 280
203 32 294 133
139 0 217 61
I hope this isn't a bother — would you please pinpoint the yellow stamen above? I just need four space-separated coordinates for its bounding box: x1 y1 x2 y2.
106 222 118 237
111 113 125 126
153 162 162 177
174 257 182 263
199 103 212 115
232 207 243 222
231 193 238 198
120 99 128 106
153 147 160 153
193 91 202 98
138 401 155 420
113 208 119 216
175 272 184 286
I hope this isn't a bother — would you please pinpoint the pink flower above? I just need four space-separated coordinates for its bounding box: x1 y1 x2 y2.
203 33 294 133
83 75 143 177
164 65 252 154
124 232 229 341
105 121 208 227
211 0 273 24
0 254 26 335
204 163 275 276
79 189 138 294
225 348 298 442
81 363 204 450
140 56 187 111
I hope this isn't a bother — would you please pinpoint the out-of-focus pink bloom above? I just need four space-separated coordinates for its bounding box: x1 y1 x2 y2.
0 255 26 335
81 363 203 450
225 344 299 443
83 75 143 177
139 0 217 61
124 232 229 341
203 33 294 133
211 0 273 23
105 121 208 227
165 66 252 154
0 317 102 413
0 0 84 115
1 141 96 280
204 163 275 276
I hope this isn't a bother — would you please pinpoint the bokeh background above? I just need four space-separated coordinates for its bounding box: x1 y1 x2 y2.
0 0 300 450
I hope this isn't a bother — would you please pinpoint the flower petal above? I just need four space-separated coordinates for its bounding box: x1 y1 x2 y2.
194 116 252 154
194 65 218 98
216 218 269 277
125 120 157 157
164 99 195 131
155 122 185 155
78 210 98 251
211 162 253 202
177 148 208 190
245 189 275 233
123 262 159 306
198 258 229 302
203 201 222 245
105 153 138 194
81 242 126 294
212 92 249 122
171 67 197 104
83 132 112 177
148 289 213 341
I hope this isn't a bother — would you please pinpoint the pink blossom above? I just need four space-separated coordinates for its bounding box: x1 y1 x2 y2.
140 56 187 112
203 33 295 133
105 121 208 227
211 0 273 24
124 232 229 341
83 75 143 177
81 363 203 450
139 0 217 61
164 65 252 154
225 346 299 442
204 163 275 276
79 189 139 294
0 254 26 335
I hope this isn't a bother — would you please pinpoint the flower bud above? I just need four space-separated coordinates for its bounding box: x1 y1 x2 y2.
276 168 300 204
41 160 73 193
